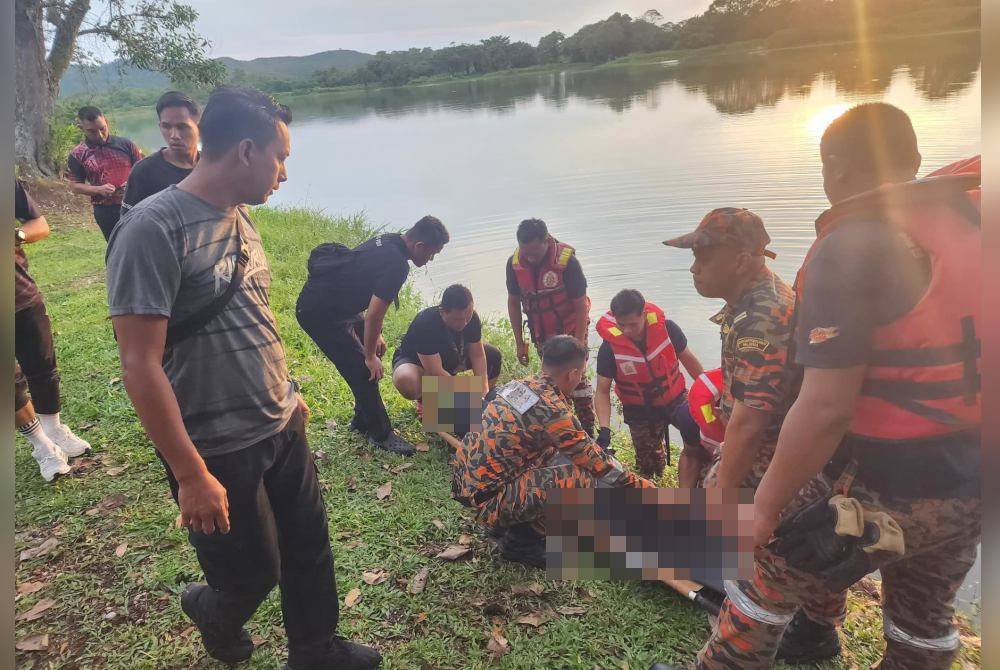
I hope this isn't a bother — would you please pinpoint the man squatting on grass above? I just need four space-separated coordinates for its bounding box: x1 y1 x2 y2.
106 86 381 670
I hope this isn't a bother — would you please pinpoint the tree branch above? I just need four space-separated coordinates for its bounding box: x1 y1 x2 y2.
46 0 90 90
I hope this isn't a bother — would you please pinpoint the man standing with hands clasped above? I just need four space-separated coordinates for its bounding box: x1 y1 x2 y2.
107 86 381 670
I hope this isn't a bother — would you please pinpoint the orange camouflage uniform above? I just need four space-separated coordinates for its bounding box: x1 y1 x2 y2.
701 266 798 491
452 373 649 532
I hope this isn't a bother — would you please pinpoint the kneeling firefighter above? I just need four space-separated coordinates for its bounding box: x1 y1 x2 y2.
653 106 981 670
452 335 653 569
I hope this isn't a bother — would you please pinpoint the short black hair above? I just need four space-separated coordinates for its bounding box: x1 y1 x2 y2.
406 215 450 248
199 86 292 160
156 90 201 119
516 218 548 244
541 335 587 370
610 289 646 318
77 106 104 122
440 284 473 311
821 102 919 175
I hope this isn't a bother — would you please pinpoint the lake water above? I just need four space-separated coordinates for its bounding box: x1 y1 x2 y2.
115 33 981 616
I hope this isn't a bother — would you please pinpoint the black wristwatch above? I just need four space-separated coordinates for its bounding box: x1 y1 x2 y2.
15 227 26 244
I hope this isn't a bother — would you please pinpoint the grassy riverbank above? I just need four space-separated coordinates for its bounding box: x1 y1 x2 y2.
14 202 980 668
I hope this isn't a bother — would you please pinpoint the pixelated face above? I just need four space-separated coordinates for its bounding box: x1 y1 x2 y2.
243 121 289 206
158 106 199 155
690 244 745 299
410 241 443 268
440 302 474 332
615 311 646 342
518 237 550 266
79 116 109 144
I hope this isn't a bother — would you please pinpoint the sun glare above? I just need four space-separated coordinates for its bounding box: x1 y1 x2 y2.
806 103 852 141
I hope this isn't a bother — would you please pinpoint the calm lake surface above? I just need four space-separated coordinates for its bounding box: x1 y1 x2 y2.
117 33 981 616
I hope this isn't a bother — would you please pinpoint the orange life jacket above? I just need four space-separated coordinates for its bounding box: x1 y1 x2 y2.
688 368 725 450
511 239 580 345
796 156 981 443
596 302 686 408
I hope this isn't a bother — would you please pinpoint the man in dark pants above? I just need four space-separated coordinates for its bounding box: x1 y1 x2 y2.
121 91 200 213
66 105 143 240
296 216 449 456
14 179 91 481
107 86 379 670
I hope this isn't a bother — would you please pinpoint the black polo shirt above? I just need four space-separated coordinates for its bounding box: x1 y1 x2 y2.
394 306 483 373
299 233 410 320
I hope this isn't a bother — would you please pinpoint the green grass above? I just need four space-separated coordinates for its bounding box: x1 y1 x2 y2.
14 208 980 669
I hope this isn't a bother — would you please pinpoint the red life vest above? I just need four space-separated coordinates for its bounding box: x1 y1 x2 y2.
595 302 686 408
688 368 725 450
511 239 580 345
796 156 981 443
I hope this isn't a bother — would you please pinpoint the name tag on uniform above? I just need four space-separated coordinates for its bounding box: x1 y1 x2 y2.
498 381 540 415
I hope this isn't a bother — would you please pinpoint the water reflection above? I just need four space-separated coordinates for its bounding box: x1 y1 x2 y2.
281 33 980 122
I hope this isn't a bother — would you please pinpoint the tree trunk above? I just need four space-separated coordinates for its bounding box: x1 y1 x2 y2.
14 0 55 176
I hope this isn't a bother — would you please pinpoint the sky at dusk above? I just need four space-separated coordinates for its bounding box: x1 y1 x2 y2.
187 1 712 59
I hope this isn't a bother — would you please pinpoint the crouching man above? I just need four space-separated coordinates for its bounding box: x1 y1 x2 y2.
452 335 653 568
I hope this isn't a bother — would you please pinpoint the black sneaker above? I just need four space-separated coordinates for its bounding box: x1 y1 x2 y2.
369 432 416 456
776 610 842 664
499 523 546 569
180 584 254 665
649 664 679 670
284 635 382 670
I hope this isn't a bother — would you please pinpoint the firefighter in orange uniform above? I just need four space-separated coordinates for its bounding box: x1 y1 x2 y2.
593 289 706 482
506 218 595 434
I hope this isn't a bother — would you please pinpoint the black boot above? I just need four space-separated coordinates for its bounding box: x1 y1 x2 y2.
648 664 679 670
180 584 255 665
499 523 546 569
776 610 842 664
369 431 416 456
284 635 382 670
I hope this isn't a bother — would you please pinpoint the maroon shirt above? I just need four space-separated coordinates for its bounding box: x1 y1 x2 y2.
15 180 43 312
66 135 143 206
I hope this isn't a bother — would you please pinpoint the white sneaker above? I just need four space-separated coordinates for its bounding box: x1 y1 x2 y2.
33 443 71 482
43 422 91 459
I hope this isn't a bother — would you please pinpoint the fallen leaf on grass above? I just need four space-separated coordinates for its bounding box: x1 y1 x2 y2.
431 519 445 530
114 543 128 558
19 538 58 561
362 569 389 585
345 476 357 492
435 544 472 561
108 377 121 386
458 533 474 546
15 634 49 651
375 482 392 500
557 606 588 616
414 612 427 624
97 494 127 511
172 514 184 529
17 598 56 621
312 450 326 461
78 422 96 431
514 611 550 627
511 582 545 596
486 627 510 658
16 582 46 597
391 463 414 475
105 465 129 476
342 540 363 550
344 588 362 609
251 635 267 647
325 420 338 431
415 442 430 453
408 567 430 594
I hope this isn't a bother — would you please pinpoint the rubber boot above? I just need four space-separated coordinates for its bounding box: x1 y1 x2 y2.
776 609 842 664
369 431 416 456
499 523 546 569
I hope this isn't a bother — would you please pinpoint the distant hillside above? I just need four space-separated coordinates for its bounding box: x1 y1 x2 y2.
59 49 373 96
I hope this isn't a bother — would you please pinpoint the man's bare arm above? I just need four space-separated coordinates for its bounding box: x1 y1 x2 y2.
572 296 589 344
678 348 705 380
466 341 490 395
753 366 865 545
595 375 614 429
114 314 230 534
713 401 771 489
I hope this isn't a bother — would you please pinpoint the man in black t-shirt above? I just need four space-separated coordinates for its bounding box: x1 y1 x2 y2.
391 284 502 413
121 91 201 213
297 216 450 456
14 180 91 481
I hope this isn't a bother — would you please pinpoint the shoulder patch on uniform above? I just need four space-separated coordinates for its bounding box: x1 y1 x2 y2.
737 336 770 353
808 326 840 345
557 246 574 266
498 381 541 414
732 311 749 325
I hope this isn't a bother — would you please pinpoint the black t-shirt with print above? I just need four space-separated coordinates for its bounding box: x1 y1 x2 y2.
394 306 483 373
122 149 195 212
